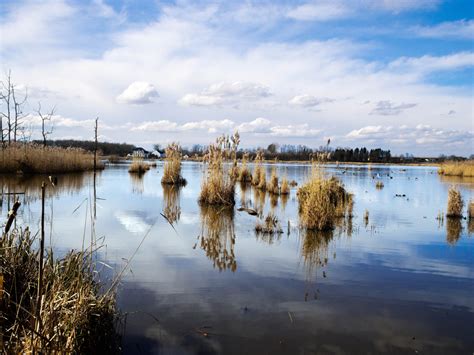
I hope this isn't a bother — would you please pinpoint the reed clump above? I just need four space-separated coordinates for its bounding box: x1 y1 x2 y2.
1 227 120 353
280 176 290 195
298 170 353 231
446 186 464 218
375 181 384 189
128 157 150 174
252 151 266 190
255 213 283 235
267 165 279 194
438 160 474 177
0 143 102 174
161 142 186 185
236 153 252 183
199 133 239 206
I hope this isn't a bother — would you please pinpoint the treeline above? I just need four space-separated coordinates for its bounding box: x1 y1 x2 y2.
36 140 136 156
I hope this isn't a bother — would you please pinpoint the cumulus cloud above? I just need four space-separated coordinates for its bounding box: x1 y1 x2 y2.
370 100 417 116
346 124 473 148
131 119 235 133
179 81 271 107
413 19 474 39
269 124 320 137
289 95 334 108
236 117 272 133
116 82 159 104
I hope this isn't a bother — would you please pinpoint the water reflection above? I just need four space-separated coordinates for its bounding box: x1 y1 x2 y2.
239 181 251 207
198 205 236 272
130 173 145 194
468 218 474 235
280 192 289 211
162 184 181 225
301 229 334 277
446 218 462 244
252 188 266 217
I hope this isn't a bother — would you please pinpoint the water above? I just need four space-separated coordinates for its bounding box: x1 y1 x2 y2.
2 162 473 354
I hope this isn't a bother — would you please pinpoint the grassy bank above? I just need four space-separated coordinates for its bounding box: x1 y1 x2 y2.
0 143 102 174
438 161 474 177
1 227 120 353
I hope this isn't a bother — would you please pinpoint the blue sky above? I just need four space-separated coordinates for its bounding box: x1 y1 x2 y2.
0 0 473 155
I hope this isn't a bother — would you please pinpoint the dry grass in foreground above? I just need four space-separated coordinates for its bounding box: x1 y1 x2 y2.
446 186 464 218
161 142 186 185
298 169 353 231
1 227 120 353
438 161 474 177
199 133 239 206
0 143 101 174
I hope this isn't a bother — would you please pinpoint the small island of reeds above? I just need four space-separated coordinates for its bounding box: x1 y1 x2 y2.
161 142 186 185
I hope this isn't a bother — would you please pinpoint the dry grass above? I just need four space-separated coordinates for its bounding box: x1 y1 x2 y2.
267 165 279 194
446 186 464 218
161 142 186 185
128 157 150 174
280 176 290 195
375 181 384 189
252 151 265 188
236 153 252 183
438 160 474 177
298 169 353 231
198 205 236 271
199 133 239 206
0 143 102 174
255 213 283 235
1 227 120 353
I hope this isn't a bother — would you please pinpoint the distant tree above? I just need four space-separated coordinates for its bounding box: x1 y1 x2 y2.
267 143 279 154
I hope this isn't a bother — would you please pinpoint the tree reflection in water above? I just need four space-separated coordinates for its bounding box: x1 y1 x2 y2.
162 184 181 225
198 205 236 272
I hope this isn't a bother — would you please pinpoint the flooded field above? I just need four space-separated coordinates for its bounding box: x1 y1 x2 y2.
2 162 473 354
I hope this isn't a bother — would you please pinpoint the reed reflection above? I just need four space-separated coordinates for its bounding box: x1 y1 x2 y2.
129 172 145 194
198 205 236 272
252 187 266 217
446 218 462 245
162 184 181 225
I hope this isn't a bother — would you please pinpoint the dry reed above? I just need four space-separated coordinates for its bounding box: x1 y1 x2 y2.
1 227 120 353
198 133 239 206
255 213 283 235
280 176 290 195
438 160 474 177
252 151 265 189
267 165 279 194
0 143 101 174
161 142 186 185
128 156 150 174
298 169 353 231
446 186 464 218
236 153 252 183
375 181 384 189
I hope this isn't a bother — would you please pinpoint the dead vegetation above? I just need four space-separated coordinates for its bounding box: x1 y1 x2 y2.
267 165 279 194
252 151 266 190
298 168 353 231
0 143 102 174
236 153 252 183
199 133 239 206
375 181 384 189
438 160 474 177
161 142 186 185
1 226 120 353
446 186 464 218
128 157 150 174
255 212 283 235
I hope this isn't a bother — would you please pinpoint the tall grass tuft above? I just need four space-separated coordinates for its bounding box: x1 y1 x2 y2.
267 164 279 194
280 176 290 195
128 156 150 174
0 143 102 174
199 133 239 206
446 186 464 218
1 227 120 353
298 169 353 231
252 151 265 188
161 142 186 185
375 181 384 189
236 153 252 183
438 160 474 177
255 212 283 235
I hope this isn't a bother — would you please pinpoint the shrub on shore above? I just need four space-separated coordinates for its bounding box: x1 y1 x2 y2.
298 171 353 231
446 186 464 218
199 133 239 206
1 227 120 353
161 142 186 185
0 143 102 174
438 161 474 177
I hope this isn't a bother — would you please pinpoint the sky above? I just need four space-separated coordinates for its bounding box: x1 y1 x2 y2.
0 0 473 156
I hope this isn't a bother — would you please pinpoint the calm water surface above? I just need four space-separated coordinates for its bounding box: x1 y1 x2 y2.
2 162 473 354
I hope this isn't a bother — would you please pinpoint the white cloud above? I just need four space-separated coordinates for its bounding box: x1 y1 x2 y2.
368 0 441 13
388 52 474 75
116 82 159 104
131 119 235 133
179 81 271 107
269 124 321 137
287 2 351 21
413 19 474 39
236 117 272 133
370 100 417 116
289 95 334 108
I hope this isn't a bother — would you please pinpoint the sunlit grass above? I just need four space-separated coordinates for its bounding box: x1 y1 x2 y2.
446 186 464 218
161 142 186 185
438 160 474 177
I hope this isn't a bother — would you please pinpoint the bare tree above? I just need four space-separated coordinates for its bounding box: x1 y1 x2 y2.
0 71 28 145
36 103 55 146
